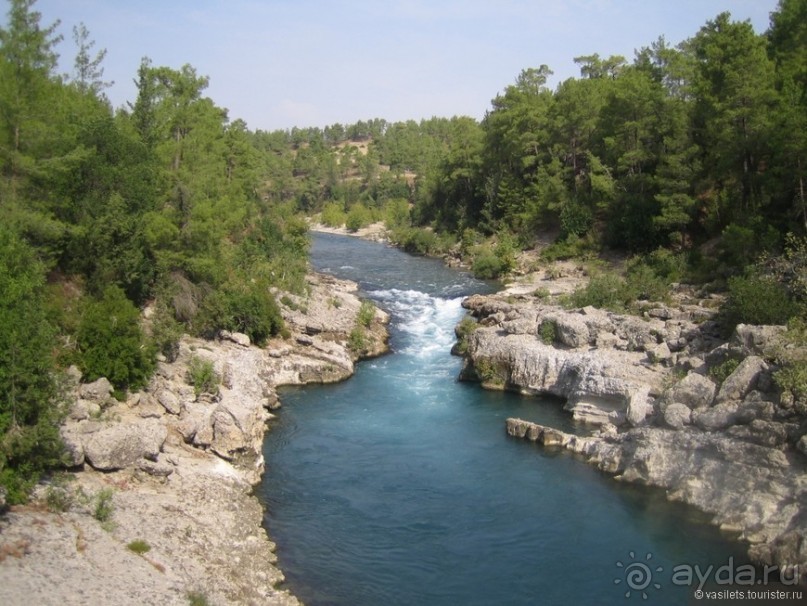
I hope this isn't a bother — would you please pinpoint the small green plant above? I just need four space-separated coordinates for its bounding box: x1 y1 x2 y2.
773 318 807 402
474 358 504 386
187 356 220 397
93 488 114 522
708 357 741 385
539 320 557 345
347 327 366 352
329 297 342 309
45 484 73 512
280 295 300 312
357 300 375 328
187 591 210 606
127 539 151 555
454 316 478 355
533 287 551 300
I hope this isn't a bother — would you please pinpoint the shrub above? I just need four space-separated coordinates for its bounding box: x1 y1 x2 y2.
539 320 557 345
320 202 346 228
773 318 807 402
383 198 410 230
345 203 372 232
720 275 799 332
570 272 631 311
454 316 478 354
471 252 508 280
709 357 741 385
195 281 284 346
396 228 439 255
347 327 366 352
78 285 155 394
187 591 210 606
93 488 114 522
127 539 151 555
187 356 219 397
150 300 183 362
357 300 375 328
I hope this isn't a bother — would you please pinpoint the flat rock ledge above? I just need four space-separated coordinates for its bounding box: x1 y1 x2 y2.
0 272 389 606
459 293 807 583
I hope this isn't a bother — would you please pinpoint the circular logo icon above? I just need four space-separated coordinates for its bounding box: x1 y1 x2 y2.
615 551 663 599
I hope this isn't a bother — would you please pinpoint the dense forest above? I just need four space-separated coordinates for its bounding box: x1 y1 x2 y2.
1 0 805 501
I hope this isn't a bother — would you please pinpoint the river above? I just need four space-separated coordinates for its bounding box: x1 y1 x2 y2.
258 232 748 606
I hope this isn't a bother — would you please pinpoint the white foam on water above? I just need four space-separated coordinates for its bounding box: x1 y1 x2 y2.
371 289 465 359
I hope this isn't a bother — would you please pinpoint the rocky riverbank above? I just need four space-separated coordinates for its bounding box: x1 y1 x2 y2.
0 272 388 606
457 285 806 583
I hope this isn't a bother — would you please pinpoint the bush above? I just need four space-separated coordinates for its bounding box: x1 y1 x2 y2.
720 274 799 332
320 202 346 228
127 539 151 555
187 356 219 397
539 320 557 345
347 327 366 352
357 300 375 328
395 227 439 255
195 281 284 346
77 286 155 394
150 300 183 362
383 199 410 230
570 272 631 310
345 203 372 232
93 488 114 522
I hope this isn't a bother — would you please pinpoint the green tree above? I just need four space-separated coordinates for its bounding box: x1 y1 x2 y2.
0 226 64 503
690 13 778 227
0 0 62 201
70 22 112 97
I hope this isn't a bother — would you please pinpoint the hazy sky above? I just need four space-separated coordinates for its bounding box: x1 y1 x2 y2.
28 0 779 132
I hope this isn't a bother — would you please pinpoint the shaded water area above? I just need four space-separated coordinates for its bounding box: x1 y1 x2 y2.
258 232 748 606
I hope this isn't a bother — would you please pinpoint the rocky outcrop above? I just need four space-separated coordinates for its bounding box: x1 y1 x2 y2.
459 291 807 581
1 271 389 606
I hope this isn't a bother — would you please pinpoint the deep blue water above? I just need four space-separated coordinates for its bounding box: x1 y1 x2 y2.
258 232 748 606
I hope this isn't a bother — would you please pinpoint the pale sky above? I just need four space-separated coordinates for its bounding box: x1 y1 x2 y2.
26 0 780 132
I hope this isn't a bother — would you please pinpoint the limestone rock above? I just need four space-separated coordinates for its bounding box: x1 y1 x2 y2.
220 330 251 347
79 377 113 402
545 312 589 348
692 401 740 432
797 435 807 456
626 387 653 426
733 324 785 357
663 403 692 429
156 388 182 415
59 426 86 467
715 356 768 404
83 419 167 471
663 372 717 410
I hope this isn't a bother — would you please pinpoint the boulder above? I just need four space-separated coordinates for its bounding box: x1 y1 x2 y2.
83 419 167 471
626 387 653 426
546 312 590 348
59 426 86 467
156 388 182 415
663 372 717 410
733 324 785 357
715 356 768 404
79 377 113 402
220 330 251 347
692 401 740 432
663 403 692 429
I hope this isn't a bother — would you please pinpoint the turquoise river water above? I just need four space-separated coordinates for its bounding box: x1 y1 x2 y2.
258 232 749 606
